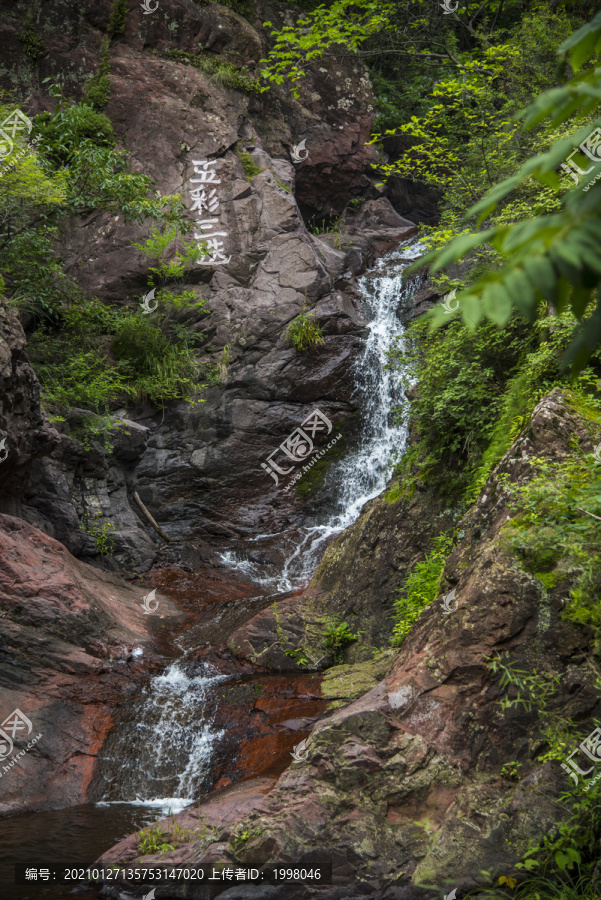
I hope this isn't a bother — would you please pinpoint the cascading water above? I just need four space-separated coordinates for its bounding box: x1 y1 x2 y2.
93 241 422 808
221 240 423 591
94 658 226 805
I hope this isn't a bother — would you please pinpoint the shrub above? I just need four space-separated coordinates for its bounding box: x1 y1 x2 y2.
286 311 325 352
322 619 362 663
112 317 200 405
34 103 116 166
391 534 453 646
17 14 46 60
107 0 128 39
388 309 596 502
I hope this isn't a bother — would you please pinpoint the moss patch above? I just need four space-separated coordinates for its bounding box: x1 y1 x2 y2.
321 649 399 709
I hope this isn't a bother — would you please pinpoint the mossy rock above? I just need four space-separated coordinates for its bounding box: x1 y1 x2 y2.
321 649 399 709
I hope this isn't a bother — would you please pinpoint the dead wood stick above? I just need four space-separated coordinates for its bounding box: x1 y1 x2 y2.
134 491 173 542
578 507 601 522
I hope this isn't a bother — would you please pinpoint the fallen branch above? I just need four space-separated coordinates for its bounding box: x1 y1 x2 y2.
134 491 173 543
578 507 601 522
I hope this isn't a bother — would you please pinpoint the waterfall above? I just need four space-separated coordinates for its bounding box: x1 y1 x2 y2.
94 242 422 806
95 659 226 804
222 240 423 591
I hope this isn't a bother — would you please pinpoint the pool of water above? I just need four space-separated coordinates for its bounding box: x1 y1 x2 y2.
0 801 182 899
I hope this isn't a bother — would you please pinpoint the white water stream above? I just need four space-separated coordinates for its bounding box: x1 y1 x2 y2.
221 240 422 591
97 241 421 806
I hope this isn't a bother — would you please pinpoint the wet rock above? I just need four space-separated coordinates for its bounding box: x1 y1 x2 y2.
98 391 601 894
0 514 183 817
228 483 454 670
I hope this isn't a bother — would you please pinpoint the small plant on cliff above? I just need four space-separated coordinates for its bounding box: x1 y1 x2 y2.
138 820 175 856
163 49 261 94
286 310 325 352
107 0 128 39
501 452 601 640
391 533 453 646
321 618 362 663
17 12 46 60
82 36 111 110
237 150 263 181
80 513 115 558
488 655 601 898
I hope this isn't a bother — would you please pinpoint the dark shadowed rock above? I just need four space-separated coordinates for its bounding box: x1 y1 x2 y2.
0 300 60 508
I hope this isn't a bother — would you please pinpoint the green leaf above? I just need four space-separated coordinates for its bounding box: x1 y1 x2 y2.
523 257 558 304
558 11 601 71
482 282 513 326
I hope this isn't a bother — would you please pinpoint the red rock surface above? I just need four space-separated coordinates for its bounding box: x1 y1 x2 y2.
0 514 184 817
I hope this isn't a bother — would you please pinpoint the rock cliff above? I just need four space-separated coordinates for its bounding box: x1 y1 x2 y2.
1 0 416 574
96 390 601 897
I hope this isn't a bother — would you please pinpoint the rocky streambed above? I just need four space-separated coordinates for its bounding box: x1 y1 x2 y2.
0 230 426 898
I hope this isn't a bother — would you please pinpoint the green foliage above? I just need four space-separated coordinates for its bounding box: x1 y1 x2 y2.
34 103 116 166
391 534 453 646
489 654 562 715
502 449 601 642
307 216 342 235
389 313 537 499
201 344 232 385
82 36 111 110
237 151 262 181
17 12 46 60
286 310 325 351
80 513 115 557
488 653 601 897
415 12 601 373
137 820 175 856
111 317 200 406
389 305 601 501
260 0 395 97
322 619 362 663
500 760 523 781
132 224 206 284
107 0 128 39
28 290 205 414
29 335 134 412
164 49 261 94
